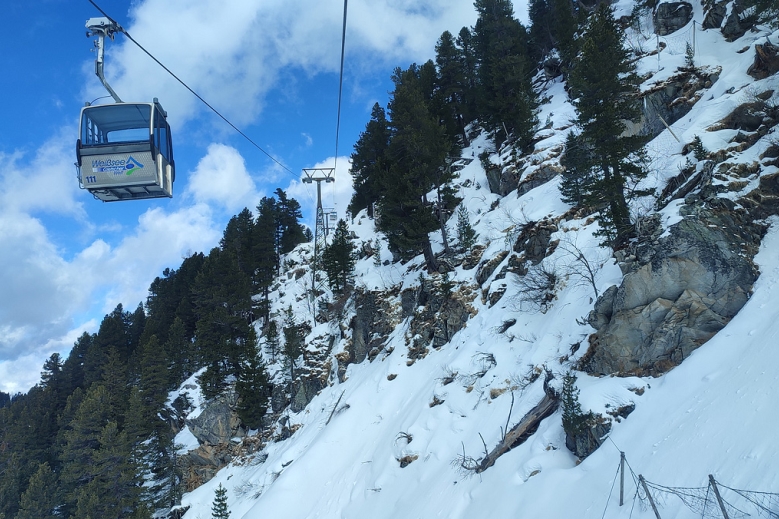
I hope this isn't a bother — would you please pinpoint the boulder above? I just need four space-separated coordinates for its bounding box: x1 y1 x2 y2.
748 42 779 80
702 0 727 29
186 391 244 446
585 199 763 375
653 1 693 36
565 419 611 460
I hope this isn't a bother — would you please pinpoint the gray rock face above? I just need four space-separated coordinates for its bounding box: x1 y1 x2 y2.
653 2 693 36
291 374 325 413
586 199 764 375
186 391 244 445
565 420 611 460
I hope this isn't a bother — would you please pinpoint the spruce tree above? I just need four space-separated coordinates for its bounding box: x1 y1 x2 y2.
378 63 452 271
456 205 477 251
274 188 307 256
235 328 272 430
282 306 304 381
264 320 280 361
558 131 597 208
567 3 646 246
473 0 538 151
348 103 391 218
254 196 279 321
212 484 230 519
561 371 592 437
321 219 356 294
16 462 57 519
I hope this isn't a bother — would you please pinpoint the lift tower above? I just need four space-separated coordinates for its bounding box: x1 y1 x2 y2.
302 168 335 312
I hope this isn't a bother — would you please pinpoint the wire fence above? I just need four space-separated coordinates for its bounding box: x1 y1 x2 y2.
601 442 779 519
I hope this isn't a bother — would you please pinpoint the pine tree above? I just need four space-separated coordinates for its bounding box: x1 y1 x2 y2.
435 30 472 146
221 208 257 279
561 371 591 437
473 0 538 151
211 484 230 519
235 328 272 430
254 196 279 321
456 205 477 251
321 219 356 294
264 320 280 361
58 384 114 515
567 3 646 246
349 103 391 218
274 188 307 256
559 131 597 208
378 63 453 271
282 306 304 381
16 462 57 519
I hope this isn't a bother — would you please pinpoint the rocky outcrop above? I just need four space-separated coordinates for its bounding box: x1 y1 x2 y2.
565 418 611 460
349 289 400 364
585 198 765 375
516 165 561 198
513 219 559 265
748 42 779 80
186 391 244 445
702 0 753 40
180 391 245 490
653 1 693 36
486 162 521 196
640 67 720 138
406 278 476 362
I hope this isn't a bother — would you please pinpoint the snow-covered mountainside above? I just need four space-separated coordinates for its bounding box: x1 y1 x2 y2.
173 7 779 518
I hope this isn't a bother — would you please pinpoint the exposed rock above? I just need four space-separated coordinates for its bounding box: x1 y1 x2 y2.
291 373 325 412
349 289 399 364
406 279 476 361
585 198 764 375
180 442 235 491
516 164 561 198
702 0 727 29
186 391 244 446
476 250 509 285
721 1 750 41
640 67 720 138
709 101 767 132
740 170 779 220
270 383 290 414
462 244 486 270
565 418 611 460
513 219 559 265
748 42 779 80
486 163 522 196
587 285 618 330
653 2 693 36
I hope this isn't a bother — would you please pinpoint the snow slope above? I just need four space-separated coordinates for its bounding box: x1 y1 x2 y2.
175 17 779 519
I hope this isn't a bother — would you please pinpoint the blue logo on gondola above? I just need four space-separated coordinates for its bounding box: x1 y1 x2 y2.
125 157 144 176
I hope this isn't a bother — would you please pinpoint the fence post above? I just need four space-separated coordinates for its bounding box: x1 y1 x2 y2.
620 452 625 506
639 475 663 519
709 475 731 519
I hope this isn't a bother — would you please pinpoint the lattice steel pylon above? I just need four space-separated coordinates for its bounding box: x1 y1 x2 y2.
302 168 335 316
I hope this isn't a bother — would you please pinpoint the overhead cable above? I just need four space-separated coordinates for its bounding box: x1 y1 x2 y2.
87 0 297 177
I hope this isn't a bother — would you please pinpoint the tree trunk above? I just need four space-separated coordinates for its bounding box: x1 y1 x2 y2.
422 238 439 273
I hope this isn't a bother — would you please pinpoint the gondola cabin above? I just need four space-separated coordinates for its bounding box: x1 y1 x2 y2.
76 99 174 202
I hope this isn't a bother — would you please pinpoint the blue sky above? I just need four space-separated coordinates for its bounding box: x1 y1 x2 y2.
0 0 528 393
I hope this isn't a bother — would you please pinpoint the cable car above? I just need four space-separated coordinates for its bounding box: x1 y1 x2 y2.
76 17 174 202
77 99 174 201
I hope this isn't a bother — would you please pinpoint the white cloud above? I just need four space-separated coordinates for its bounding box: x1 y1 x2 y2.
0 132 85 218
185 143 261 212
84 0 528 128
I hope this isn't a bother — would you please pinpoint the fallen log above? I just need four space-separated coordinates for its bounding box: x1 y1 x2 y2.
476 377 559 473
